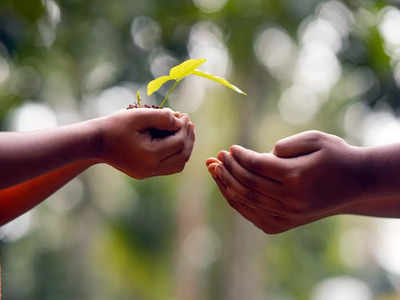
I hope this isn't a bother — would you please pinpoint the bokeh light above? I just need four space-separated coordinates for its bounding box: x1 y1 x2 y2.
254 26 297 80
8 102 58 132
2 1 400 299
373 219 400 275
278 85 320 125
311 276 372 300
131 16 161 50
192 0 228 14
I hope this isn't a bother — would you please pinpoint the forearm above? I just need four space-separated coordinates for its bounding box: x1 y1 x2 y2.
0 119 101 189
0 160 96 225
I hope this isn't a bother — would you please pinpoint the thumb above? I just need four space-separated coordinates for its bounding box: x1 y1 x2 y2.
134 108 184 131
273 130 324 158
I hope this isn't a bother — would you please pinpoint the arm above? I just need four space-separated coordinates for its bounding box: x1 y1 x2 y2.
0 108 195 225
207 131 400 234
0 121 98 189
0 160 94 225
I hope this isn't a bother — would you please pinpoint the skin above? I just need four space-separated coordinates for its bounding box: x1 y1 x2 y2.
207 130 400 234
0 108 195 226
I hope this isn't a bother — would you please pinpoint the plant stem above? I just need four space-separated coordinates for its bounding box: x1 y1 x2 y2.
160 80 180 108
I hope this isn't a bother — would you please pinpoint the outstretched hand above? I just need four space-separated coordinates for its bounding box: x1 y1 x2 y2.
207 131 369 234
97 108 195 179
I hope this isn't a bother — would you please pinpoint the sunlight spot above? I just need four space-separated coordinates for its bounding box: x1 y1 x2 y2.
372 219 400 275
379 7 400 46
42 0 61 26
379 6 400 60
343 102 369 142
93 86 136 117
361 109 400 146
0 212 34 242
192 0 228 13
339 227 369 269
149 49 178 78
9 102 57 132
174 21 230 112
193 0 228 13
254 26 297 80
294 42 341 94
317 1 354 38
131 16 161 50
278 85 320 125
182 226 221 270
188 21 230 77
300 17 342 53
85 62 116 92
311 276 372 300
46 178 84 214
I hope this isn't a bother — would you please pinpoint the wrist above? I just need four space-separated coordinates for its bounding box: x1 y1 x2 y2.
80 118 106 164
344 144 400 215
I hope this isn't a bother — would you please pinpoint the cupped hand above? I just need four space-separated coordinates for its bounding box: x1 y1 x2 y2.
97 108 195 179
207 131 368 234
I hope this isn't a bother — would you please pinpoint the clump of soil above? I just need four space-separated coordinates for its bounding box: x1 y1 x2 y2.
127 103 175 139
126 104 162 109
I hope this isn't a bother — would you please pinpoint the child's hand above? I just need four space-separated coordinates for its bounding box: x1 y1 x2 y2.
97 108 195 179
207 131 368 234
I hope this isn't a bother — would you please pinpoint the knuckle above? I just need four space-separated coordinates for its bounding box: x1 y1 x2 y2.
273 141 285 155
306 130 325 144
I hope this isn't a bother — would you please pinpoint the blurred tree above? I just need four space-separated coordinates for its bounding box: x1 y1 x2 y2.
2 0 400 300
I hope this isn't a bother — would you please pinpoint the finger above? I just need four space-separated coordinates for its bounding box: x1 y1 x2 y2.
218 151 284 199
272 130 324 158
183 123 195 162
210 170 268 228
158 124 194 174
157 154 187 175
206 157 222 167
152 118 190 159
215 164 283 215
134 108 185 131
230 145 289 181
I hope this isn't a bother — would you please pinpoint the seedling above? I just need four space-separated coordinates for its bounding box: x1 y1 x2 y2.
134 58 246 108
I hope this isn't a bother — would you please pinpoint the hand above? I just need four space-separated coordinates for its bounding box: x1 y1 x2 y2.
207 131 369 234
97 108 195 179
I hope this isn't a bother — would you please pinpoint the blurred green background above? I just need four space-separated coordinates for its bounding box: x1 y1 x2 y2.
1 0 400 299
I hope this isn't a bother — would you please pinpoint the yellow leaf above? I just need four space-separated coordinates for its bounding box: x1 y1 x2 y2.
169 58 207 80
147 75 173 96
192 70 247 95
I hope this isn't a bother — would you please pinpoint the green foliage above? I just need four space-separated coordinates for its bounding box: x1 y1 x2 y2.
1 1 400 299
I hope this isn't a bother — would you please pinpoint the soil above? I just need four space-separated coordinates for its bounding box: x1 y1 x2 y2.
126 104 162 109
126 103 175 139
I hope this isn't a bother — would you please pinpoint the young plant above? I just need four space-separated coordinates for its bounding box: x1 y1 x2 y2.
136 58 246 107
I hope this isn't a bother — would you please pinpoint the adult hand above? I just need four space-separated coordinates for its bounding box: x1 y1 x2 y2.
97 108 195 179
207 131 369 234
